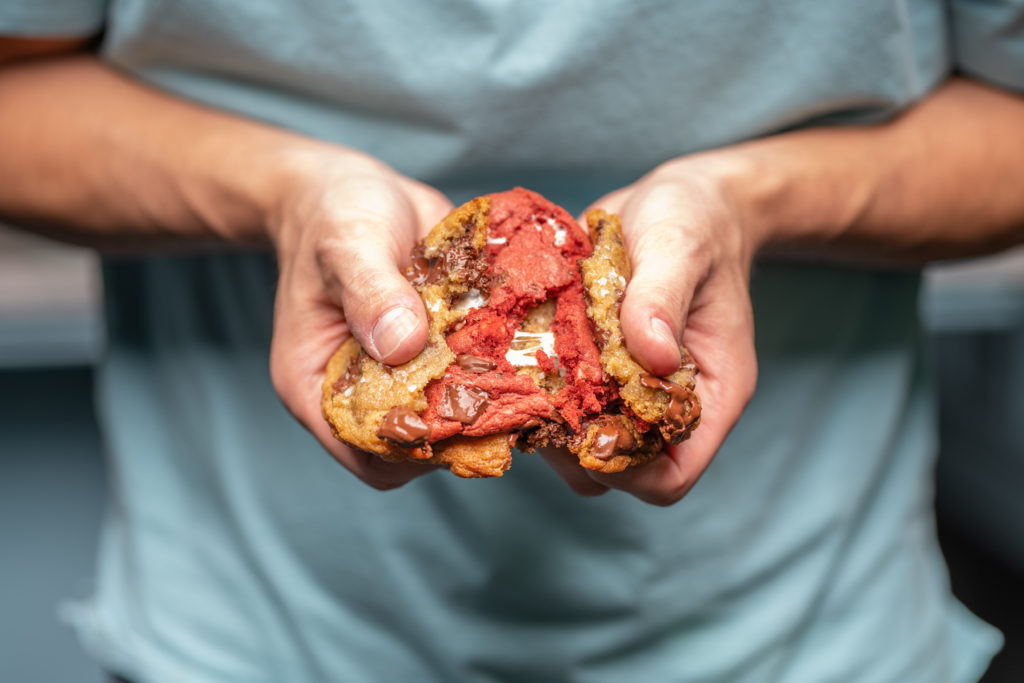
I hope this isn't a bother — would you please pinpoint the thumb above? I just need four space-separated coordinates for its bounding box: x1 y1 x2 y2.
619 221 704 377
320 221 429 365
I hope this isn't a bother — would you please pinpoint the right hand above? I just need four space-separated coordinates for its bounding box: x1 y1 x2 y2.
267 147 453 490
541 156 760 505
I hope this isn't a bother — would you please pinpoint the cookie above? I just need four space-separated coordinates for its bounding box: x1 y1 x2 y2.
321 188 700 478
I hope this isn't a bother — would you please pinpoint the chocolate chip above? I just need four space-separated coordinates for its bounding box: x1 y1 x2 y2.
376 406 431 447
406 256 441 286
405 233 489 290
456 354 497 373
590 427 620 460
331 371 355 395
440 384 490 424
589 417 637 460
640 373 701 443
332 356 361 395
443 241 483 284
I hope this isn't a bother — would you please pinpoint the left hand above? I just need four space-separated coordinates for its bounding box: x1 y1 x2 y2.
542 156 760 505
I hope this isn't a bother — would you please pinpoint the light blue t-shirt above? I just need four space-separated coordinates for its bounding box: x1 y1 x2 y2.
5 1 1023 681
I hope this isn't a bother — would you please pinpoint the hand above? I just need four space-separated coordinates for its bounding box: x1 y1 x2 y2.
268 147 453 490
544 156 759 505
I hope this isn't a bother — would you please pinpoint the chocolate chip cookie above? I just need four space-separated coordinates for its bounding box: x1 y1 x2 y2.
321 188 700 478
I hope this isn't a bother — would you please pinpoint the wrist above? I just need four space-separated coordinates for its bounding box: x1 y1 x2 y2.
679 130 881 260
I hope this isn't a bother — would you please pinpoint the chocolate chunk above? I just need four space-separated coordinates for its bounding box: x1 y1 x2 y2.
440 384 490 424
331 354 363 395
640 373 701 443
377 406 431 447
590 427 619 461
456 354 497 373
662 394 701 442
406 255 441 287
406 233 488 290
589 417 637 460
442 234 487 286
331 368 356 395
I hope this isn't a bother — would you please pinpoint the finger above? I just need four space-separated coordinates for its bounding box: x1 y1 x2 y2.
614 189 712 376
538 447 609 497
315 215 428 366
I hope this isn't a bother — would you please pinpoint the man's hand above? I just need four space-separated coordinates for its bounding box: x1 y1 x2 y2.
267 150 453 490
543 159 759 505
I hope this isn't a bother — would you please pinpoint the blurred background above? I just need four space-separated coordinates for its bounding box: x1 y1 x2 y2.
1 226 1022 682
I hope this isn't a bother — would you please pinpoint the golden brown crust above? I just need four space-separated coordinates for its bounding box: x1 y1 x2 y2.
431 434 512 478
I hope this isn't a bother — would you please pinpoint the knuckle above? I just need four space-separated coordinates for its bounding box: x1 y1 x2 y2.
632 218 685 253
343 263 391 301
632 220 713 275
340 216 392 243
336 265 407 331
313 236 348 288
624 280 687 324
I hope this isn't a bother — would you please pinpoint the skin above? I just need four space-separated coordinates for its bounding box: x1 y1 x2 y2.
2 41 1023 503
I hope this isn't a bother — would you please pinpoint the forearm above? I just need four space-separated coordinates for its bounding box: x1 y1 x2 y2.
0 55 358 248
700 78 1024 264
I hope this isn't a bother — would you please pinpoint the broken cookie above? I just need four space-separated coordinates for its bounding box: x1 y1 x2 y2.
321 188 700 478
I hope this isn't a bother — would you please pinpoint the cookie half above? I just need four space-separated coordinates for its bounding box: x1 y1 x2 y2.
322 188 700 478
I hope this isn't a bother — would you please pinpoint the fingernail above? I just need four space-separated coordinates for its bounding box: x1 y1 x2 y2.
372 307 419 360
651 317 677 348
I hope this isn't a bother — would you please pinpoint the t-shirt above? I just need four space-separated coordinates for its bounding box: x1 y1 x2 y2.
5 2 1022 681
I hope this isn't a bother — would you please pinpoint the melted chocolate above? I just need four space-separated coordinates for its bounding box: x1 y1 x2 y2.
443 233 488 287
332 350 367 395
440 384 490 424
377 407 431 447
456 354 497 373
405 232 489 291
590 427 619 460
406 255 441 287
640 373 701 442
589 417 637 460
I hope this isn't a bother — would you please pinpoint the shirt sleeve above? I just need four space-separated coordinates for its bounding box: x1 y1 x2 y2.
0 0 107 37
948 0 1024 91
